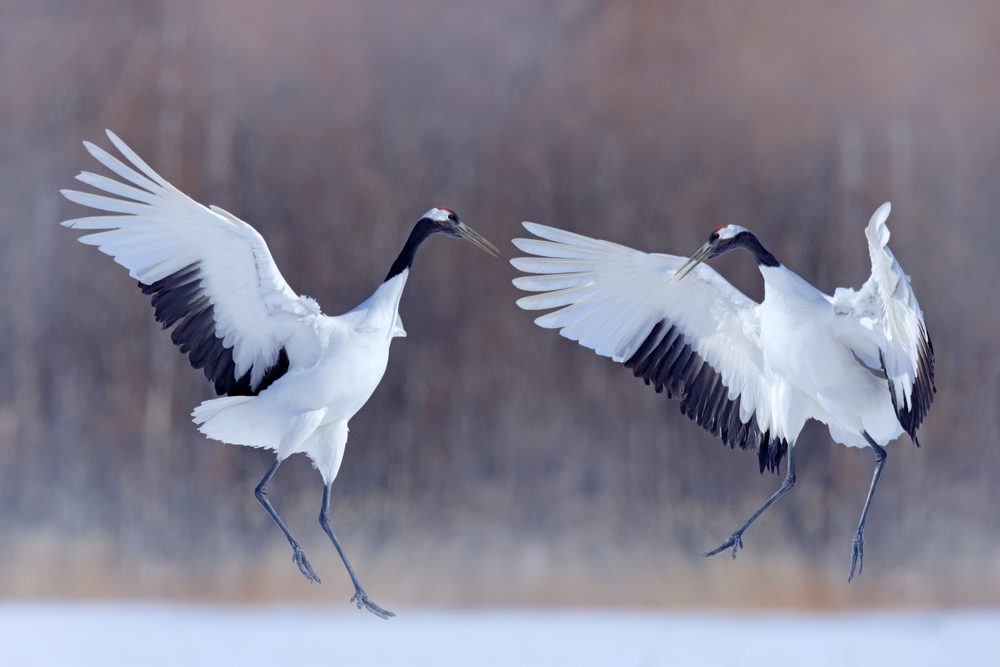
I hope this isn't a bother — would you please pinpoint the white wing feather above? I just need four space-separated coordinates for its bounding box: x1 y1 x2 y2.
61 130 318 389
511 222 773 429
831 203 934 424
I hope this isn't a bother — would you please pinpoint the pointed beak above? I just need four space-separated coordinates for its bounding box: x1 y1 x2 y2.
675 241 713 280
455 221 499 257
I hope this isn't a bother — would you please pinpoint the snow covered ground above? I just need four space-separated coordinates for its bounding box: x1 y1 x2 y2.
1 601 997 666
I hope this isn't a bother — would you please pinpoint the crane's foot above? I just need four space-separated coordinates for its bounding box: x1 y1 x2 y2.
703 532 744 559
351 588 395 619
293 546 321 583
848 529 864 583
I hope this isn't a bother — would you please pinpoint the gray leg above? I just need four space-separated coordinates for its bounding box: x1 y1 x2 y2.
704 444 797 559
319 484 395 619
849 432 887 583
255 458 320 583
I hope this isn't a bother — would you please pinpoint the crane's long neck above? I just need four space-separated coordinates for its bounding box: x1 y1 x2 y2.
350 218 440 336
742 233 780 268
385 219 439 282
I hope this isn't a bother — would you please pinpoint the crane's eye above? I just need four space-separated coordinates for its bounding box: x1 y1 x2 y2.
710 232 719 242
448 212 457 221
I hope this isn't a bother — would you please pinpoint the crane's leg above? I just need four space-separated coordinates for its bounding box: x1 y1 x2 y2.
703 444 797 559
319 484 395 619
255 457 321 583
849 432 887 583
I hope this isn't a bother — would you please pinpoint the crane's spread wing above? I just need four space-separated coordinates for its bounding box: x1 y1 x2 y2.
830 203 935 443
61 130 321 396
511 222 788 473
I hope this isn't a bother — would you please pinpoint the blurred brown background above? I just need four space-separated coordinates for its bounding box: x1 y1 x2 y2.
1 0 998 610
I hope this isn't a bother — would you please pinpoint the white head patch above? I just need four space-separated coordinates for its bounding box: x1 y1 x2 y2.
714 224 747 240
424 208 454 222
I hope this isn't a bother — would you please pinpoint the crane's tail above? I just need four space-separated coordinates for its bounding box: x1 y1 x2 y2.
192 396 333 467
192 395 277 451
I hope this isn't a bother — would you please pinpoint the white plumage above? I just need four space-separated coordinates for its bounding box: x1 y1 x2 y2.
62 130 497 618
511 204 934 581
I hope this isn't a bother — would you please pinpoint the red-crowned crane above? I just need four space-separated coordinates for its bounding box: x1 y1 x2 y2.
510 204 934 581
62 130 497 618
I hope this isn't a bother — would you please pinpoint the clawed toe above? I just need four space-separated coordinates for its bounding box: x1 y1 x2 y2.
292 547 321 583
848 531 864 583
352 589 395 619
702 533 744 559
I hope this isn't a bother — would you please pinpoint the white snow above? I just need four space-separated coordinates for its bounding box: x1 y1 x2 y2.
0 602 997 666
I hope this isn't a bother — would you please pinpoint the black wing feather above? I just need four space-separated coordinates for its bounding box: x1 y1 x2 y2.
140 263 289 397
625 319 787 474
884 329 936 446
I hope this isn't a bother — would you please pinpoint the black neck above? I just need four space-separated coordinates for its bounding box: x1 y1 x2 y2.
385 218 437 282
742 233 780 268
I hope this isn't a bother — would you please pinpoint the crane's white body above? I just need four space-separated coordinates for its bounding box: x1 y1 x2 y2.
756 264 901 450
193 272 409 483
